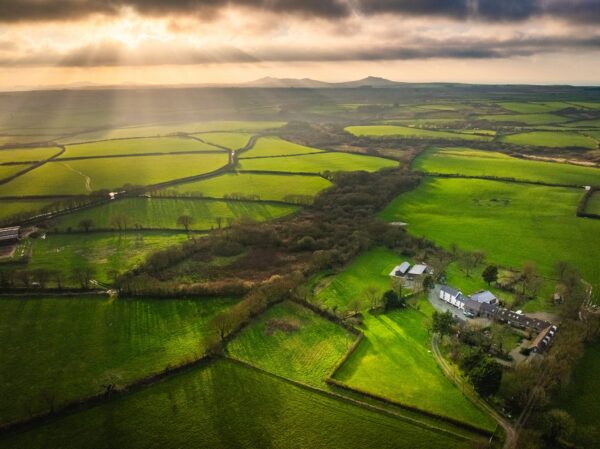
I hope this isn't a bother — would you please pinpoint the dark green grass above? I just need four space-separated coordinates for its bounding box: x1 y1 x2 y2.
500 131 597 149
496 102 572 113
0 359 479 449
240 136 323 158
586 191 600 214
0 296 236 424
227 301 353 386
477 114 569 125
0 200 54 223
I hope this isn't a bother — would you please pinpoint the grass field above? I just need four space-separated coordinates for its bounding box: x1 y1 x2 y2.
345 125 492 141
0 164 31 181
333 309 495 431
0 359 477 449
194 132 253 150
53 198 298 231
18 232 188 285
380 178 600 286
0 153 229 196
0 296 236 424
238 151 398 174
478 114 569 125
500 131 598 149
227 301 353 385
158 172 332 202
240 136 323 158
0 147 60 164
0 200 54 223
414 147 600 186
563 118 600 128
586 191 600 214
315 247 401 313
497 102 571 113
60 137 223 158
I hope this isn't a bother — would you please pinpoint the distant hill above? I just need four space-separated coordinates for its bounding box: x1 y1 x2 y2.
242 76 404 88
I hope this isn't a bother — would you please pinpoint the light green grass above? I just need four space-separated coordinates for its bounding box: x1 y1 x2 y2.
334 309 495 430
380 178 600 286
345 125 491 141
500 131 597 149
414 147 600 186
0 359 476 449
194 132 253 150
0 296 236 424
158 172 332 202
0 164 30 180
60 137 222 158
315 247 401 313
227 301 353 385
586 191 600 214
0 135 59 145
0 147 60 164
240 136 323 158
238 151 397 174
53 198 298 231
0 200 55 223
497 102 571 113
478 114 569 125
0 153 229 195
563 118 600 128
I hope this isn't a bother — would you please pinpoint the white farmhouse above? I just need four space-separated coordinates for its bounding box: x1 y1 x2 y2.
439 285 466 310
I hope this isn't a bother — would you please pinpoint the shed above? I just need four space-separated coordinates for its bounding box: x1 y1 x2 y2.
389 261 411 277
0 226 20 245
408 264 427 276
470 290 498 304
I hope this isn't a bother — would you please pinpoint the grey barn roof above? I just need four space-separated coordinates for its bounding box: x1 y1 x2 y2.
470 290 497 304
408 264 427 275
440 285 461 297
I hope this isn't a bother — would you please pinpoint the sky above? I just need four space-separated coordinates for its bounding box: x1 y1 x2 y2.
0 0 599 89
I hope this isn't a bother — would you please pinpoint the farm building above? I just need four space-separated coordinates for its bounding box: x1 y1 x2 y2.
389 261 410 277
530 325 559 353
464 299 497 319
470 290 498 305
407 264 430 280
439 285 466 309
494 308 551 332
0 226 20 245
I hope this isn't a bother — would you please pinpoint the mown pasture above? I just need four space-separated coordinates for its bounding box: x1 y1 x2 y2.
0 199 55 223
60 137 222 159
380 178 600 287
496 102 572 114
0 153 229 196
159 172 331 202
414 147 600 186
0 147 60 164
0 359 479 449
477 113 569 125
0 296 236 424
53 198 298 231
500 131 597 149
237 151 398 174
227 301 353 386
194 132 253 150
345 125 492 141
240 136 323 158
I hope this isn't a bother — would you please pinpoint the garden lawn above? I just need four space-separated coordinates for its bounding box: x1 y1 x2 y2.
333 309 495 431
0 153 229 195
0 359 477 449
586 191 600 214
0 200 54 223
238 152 397 174
315 247 403 313
157 172 332 202
0 296 236 424
240 136 323 158
53 198 298 231
477 114 569 125
414 147 600 186
0 147 60 164
380 178 600 286
227 301 353 386
500 131 597 149
345 125 491 141
194 132 253 150
60 137 222 158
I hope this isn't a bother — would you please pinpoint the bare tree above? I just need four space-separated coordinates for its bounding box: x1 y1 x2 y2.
109 213 131 233
177 215 194 234
78 218 94 232
72 266 95 289
210 311 236 342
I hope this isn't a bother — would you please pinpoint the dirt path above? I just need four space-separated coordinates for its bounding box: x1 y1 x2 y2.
59 162 92 192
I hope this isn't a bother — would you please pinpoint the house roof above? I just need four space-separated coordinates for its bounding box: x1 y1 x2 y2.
440 285 461 297
495 308 551 331
408 264 427 275
0 226 20 242
530 326 554 349
470 290 497 304
465 299 497 314
389 262 411 277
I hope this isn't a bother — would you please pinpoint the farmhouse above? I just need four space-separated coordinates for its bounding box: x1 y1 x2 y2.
389 261 410 277
0 226 20 245
439 285 466 309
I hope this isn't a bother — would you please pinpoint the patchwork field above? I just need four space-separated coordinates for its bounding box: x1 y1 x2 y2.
240 136 323 158
0 147 60 164
158 172 332 202
194 132 253 150
0 153 229 196
0 359 477 449
345 125 492 141
60 137 223 159
414 147 600 186
497 102 572 113
0 296 237 424
238 151 398 174
478 113 568 125
227 301 353 386
500 131 597 149
380 178 600 286
53 198 298 231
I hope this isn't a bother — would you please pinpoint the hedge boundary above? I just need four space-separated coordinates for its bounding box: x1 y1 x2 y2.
576 186 600 219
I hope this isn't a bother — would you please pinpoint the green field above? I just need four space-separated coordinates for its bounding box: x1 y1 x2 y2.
345 125 492 141
53 198 298 231
0 359 476 449
0 153 229 195
60 137 222 158
18 232 187 285
315 247 401 313
238 151 398 174
240 136 323 158
414 147 600 186
333 309 495 430
478 113 569 125
158 172 331 202
227 301 352 385
0 147 60 164
194 132 253 150
563 118 600 128
0 164 30 181
0 296 236 424
497 102 571 113
380 177 600 286
586 191 600 214
0 200 54 223
500 131 597 148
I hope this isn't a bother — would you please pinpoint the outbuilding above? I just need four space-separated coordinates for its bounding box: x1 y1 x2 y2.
470 290 498 305
389 261 411 277
0 226 20 246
